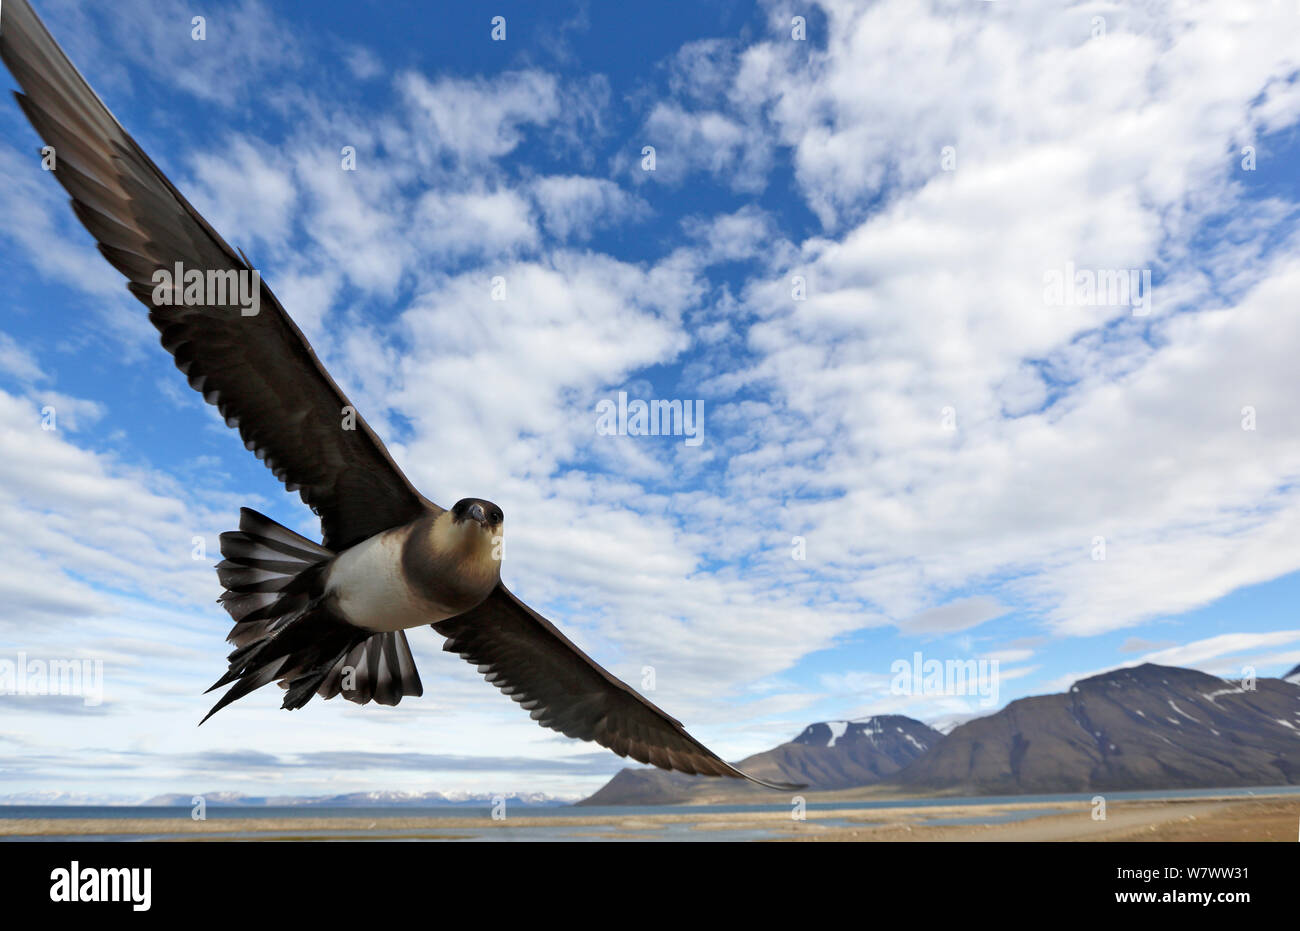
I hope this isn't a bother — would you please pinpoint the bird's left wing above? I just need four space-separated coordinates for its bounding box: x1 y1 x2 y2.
433 584 805 791
0 0 434 550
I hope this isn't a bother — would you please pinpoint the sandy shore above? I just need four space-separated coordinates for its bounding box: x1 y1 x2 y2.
770 796 1300 842
3 794 1297 841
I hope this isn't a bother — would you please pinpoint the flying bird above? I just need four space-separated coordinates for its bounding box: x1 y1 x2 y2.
0 0 800 791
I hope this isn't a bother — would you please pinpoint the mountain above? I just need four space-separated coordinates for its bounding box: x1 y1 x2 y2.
578 714 941 805
926 712 992 735
897 663 1300 793
136 791 571 808
577 663 1300 805
0 790 142 806
782 716 943 785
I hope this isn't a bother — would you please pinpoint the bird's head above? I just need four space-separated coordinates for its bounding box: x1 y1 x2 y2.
420 498 504 600
447 498 504 564
451 497 503 532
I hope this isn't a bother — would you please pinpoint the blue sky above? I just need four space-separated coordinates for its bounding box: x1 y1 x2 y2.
2 0 1300 802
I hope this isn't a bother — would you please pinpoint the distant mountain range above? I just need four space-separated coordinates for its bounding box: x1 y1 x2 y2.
899 664 1300 793
139 790 571 808
579 714 940 805
0 790 572 808
579 663 1300 804
9 662 1297 808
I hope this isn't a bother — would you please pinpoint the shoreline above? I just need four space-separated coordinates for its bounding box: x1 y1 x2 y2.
3 793 1298 841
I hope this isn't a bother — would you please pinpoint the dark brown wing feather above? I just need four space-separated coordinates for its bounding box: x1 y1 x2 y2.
0 0 433 549
433 584 805 791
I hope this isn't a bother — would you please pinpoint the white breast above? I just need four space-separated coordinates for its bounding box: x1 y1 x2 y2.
325 529 457 633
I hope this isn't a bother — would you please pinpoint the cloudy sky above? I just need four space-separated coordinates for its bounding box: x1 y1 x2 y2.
2 0 1300 803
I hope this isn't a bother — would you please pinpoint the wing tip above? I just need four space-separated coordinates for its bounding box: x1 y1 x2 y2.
725 765 807 792
747 776 808 792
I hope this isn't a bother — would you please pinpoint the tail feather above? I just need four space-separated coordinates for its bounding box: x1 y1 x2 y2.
217 561 312 586
315 629 424 706
281 650 354 710
199 657 289 725
202 508 424 721
224 510 332 561
218 590 279 627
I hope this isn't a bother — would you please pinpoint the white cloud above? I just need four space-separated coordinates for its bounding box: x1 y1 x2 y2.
683 205 792 266
530 176 648 241
0 390 228 612
187 138 297 255
399 70 560 164
0 333 46 383
637 102 771 191
416 187 537 259
344 46 383 82
689 0 1300 639
900 597 1008 635
1042 630 1300 694
46 0 304 107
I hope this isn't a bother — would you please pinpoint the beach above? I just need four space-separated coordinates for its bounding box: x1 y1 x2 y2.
2 794 1296 842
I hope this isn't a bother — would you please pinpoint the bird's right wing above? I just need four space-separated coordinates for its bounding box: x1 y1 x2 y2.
433 583 805 791
0 0 435 550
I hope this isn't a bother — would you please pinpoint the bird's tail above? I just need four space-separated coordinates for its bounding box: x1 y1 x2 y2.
202 508 423 722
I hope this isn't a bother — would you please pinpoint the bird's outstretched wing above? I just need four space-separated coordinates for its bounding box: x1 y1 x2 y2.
0 0 433 549
433 584 806 791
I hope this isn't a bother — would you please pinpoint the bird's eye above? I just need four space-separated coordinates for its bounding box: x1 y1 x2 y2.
491 509 503 523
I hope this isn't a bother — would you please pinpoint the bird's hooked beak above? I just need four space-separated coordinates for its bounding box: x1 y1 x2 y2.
449 497 503 535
